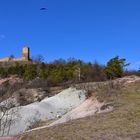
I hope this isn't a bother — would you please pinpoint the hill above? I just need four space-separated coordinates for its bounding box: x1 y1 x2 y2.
21 77 140 140
0 76 140 140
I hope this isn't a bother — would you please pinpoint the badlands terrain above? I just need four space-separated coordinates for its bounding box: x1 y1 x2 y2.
0 76 140 140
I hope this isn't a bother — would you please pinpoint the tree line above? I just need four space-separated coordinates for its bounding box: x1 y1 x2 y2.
0 56 137 86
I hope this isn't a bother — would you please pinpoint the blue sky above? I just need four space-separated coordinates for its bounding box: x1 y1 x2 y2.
0 0 140 69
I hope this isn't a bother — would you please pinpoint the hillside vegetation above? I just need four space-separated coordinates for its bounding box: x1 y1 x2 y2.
20 78 140 140
0 56 136 86
0 56 140 139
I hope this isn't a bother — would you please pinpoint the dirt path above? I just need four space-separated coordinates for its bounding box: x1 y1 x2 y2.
0 135 19 140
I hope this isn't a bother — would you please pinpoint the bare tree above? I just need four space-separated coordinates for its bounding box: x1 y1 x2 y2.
31 55 44 63
0 102 20 136
0 81 22 136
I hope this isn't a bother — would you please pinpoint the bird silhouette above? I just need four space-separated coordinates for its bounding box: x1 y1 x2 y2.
40 8 47 10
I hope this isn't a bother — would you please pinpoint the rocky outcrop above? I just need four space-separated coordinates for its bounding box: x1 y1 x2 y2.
0 88 87 135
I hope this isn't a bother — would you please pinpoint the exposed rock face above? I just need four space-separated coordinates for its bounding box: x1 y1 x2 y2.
0 76 52 107
14 88 48 106
0 88 49 109
0 88 87 135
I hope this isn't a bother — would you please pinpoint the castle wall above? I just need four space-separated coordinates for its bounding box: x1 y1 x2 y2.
22 47 30 61
0 57 12 62
0 47 30 62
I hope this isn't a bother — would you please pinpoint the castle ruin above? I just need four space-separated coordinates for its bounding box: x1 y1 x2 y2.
0 47 30 62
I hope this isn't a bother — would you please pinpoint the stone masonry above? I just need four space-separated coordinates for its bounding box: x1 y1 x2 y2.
0 47 30 62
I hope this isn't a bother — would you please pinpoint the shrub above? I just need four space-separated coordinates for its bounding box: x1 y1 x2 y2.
105 56 129 79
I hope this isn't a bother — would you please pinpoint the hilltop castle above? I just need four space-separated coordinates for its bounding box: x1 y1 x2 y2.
0 47 30 62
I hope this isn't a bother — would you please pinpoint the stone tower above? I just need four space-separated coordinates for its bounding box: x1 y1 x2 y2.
22 47 30 61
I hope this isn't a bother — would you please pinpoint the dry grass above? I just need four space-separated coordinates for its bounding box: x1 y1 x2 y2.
20 82 140 140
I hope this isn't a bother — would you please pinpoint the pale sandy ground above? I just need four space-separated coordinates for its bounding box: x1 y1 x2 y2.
0 88 86 136
0 136 19 140
28 96 104 132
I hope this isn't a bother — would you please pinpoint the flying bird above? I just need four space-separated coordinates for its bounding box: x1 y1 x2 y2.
40 8 47 11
